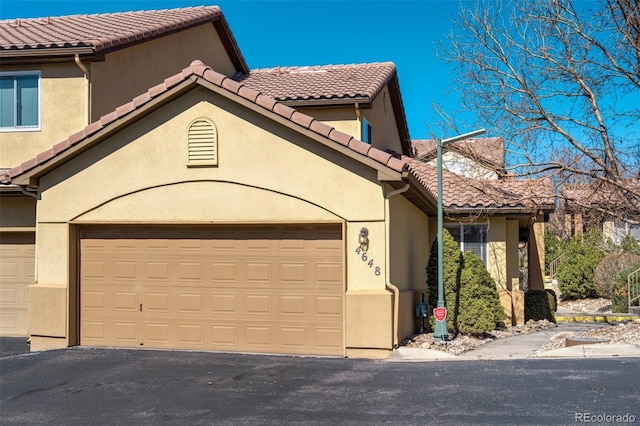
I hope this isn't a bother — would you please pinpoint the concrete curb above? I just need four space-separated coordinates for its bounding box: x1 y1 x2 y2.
555 315 640 323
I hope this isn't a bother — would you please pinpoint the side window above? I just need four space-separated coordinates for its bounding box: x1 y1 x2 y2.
0 72 40 131
445 224 489 266
362 117 372 144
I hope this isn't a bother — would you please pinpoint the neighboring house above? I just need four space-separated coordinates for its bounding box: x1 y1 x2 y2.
553 182 640 244
412 138 555 323
413 137 506 180
0 6 554 358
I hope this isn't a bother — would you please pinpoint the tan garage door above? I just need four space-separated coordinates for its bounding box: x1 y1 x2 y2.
80 225 344 356
0 232 35 336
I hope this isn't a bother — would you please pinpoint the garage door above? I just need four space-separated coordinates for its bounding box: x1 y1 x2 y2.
80 225 344 356
0 232 35 336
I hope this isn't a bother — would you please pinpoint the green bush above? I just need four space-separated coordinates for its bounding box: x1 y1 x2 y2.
457 251 506 334
557 229 606 299
457 299 497 334
426 229 462 332
545 288 557 312
611 264 640 313
426 231 505 335
525 290 555 322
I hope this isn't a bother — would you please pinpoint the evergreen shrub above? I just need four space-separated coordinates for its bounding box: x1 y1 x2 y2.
525 290 555 322
426 229 462 332
557 229 606 299
426 230 505 335
457 251 506 334
545 288 557 312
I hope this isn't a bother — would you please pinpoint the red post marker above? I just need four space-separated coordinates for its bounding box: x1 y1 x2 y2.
433 307 447 322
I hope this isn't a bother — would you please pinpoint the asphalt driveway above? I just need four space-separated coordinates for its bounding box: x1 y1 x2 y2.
1 341 639 425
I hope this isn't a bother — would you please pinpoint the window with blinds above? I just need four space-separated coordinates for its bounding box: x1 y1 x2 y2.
187 118 217 166
445 224 488 266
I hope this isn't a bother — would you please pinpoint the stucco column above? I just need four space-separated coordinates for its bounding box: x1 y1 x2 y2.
29 222 70 350
528 219 546 291
489 217 513 323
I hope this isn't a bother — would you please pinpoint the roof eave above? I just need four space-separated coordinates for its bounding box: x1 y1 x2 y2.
0 46 96 62
404 172 438 215
212 16 249 74
387 74 412 157
444 204 556 216
280 97 371 108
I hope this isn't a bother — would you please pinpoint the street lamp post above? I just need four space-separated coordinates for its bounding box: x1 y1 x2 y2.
433 128 486 342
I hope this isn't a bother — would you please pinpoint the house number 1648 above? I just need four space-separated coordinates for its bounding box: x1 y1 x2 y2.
355 247 381 276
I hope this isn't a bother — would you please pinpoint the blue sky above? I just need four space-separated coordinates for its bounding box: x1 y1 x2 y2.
0 0 468 140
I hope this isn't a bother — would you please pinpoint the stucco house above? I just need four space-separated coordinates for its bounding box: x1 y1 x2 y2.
0 6 554 358
552 182 640 244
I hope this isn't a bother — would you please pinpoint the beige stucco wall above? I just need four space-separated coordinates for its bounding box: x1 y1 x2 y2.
0 63 86 168
492 218 522 324
90 24 237 121
30 86 404 352
296 107 359 139
488 217 508 292
389 192 430 339
360 86 403 154
294 87 404 156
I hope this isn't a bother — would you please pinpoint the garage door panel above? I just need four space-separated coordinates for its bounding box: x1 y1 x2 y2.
80 225 344 355
0 233 35 336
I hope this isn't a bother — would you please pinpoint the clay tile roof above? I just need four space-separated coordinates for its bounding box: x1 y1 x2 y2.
412 137 505 171
6 59 408 185
405 159 555 211
0 6 248 71
561 180 640 217
230 62 396 103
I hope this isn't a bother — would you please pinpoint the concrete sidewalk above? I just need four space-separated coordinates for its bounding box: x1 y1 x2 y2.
387 322 640 362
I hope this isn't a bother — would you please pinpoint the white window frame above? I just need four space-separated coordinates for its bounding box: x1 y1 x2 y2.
0 70 41 132
445 223 489 267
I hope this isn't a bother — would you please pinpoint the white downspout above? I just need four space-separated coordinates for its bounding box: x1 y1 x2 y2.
384 181 410 348
74 54 91 125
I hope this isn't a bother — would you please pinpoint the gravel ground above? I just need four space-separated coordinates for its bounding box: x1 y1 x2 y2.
536 321 640 353
401 298 640 356
401 320 558 355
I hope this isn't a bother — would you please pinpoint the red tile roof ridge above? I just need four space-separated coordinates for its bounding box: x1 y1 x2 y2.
5 59 407 183
230 62 397 105
0 6 218 24
249 62 395 73
0 6 224 53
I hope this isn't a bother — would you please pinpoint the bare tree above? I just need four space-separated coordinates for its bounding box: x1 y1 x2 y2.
438 0 640 224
